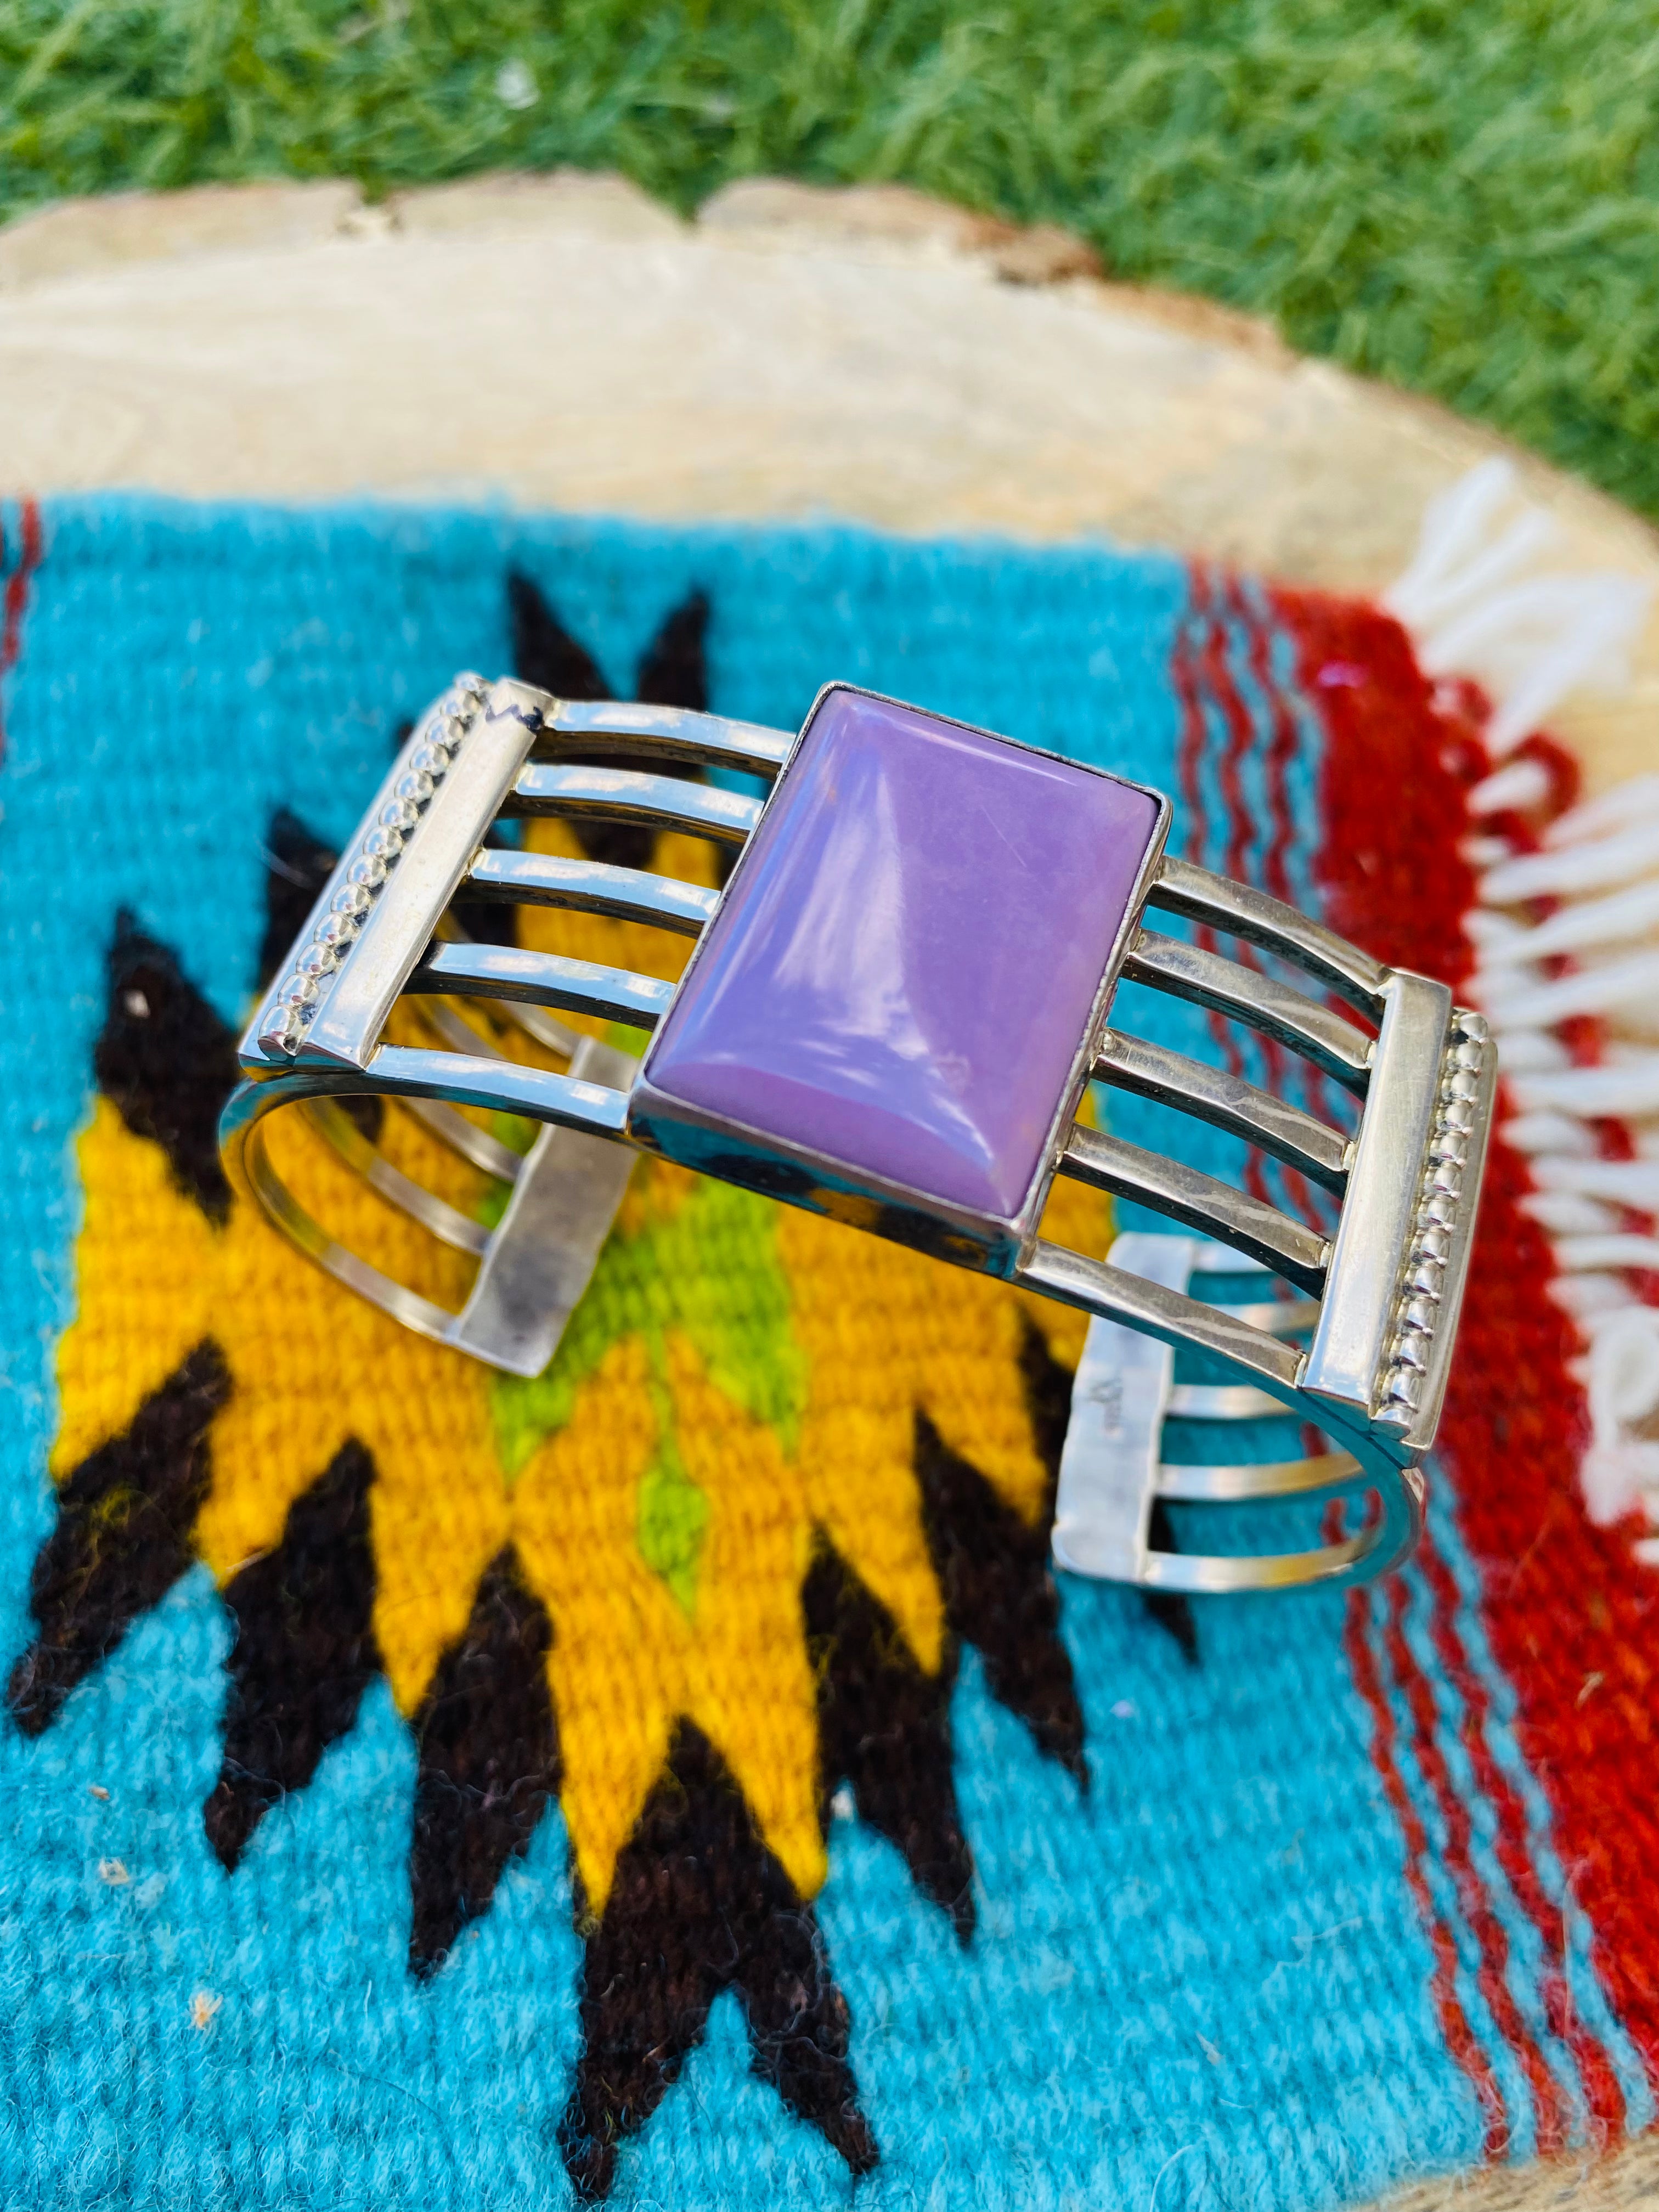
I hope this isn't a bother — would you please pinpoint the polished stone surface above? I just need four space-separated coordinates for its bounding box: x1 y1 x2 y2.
639 686 1163 1222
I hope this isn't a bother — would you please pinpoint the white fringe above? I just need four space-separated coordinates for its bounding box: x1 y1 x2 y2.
1387 459 1652 754
1385 458 1659 1541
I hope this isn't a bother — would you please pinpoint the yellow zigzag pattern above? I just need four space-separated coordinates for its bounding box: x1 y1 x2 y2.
55 817 1108 1909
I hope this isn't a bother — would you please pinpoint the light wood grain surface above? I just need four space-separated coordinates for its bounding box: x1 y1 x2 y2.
2 170 1654 793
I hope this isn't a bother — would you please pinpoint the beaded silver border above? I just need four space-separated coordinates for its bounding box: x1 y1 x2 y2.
257 674 491 1057
1377 1006 1490 1421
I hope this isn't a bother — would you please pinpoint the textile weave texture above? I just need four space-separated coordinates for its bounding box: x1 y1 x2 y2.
0 494 1651 2210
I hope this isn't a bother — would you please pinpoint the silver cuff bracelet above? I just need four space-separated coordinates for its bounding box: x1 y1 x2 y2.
221 674 1496 1600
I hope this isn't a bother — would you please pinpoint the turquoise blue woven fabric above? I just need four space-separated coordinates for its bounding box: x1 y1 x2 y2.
0 494 1641 2211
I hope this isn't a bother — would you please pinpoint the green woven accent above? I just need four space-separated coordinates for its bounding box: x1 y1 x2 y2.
489 1110 540 1156
636 1375 711 1615
491 1175 806 1478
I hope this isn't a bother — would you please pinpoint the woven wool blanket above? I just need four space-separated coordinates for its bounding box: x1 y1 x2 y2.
0 493 1654 2211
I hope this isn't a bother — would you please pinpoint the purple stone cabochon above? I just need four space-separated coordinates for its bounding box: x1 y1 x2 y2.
639 686 1164 1221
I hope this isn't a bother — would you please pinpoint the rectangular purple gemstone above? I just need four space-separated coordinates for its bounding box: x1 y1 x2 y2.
634 686 1164 1229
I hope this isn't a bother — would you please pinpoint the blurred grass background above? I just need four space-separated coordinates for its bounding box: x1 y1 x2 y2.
4 1 1658 516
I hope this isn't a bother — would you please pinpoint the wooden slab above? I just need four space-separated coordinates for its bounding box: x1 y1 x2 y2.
2 170 1654 793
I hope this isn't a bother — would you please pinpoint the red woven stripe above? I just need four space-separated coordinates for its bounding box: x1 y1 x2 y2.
1270 589 1477 985
1189 572 1521 2134
1177 571 1277 1204
1204 577 1289 1211
1344 1584 1508 2154
1172 573 1253 1087
1383 1574 1572 2152
0 499 42 770
1236 578 1299 910
1230 581 1342 1232
1416 1532 1627 2138
1271 583 1653 2105
1437 1126 1659 2083
1209 578 1259 894
1173 571 1215 873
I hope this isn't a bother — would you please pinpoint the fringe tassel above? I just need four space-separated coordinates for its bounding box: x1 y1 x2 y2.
1385 460 1659 1548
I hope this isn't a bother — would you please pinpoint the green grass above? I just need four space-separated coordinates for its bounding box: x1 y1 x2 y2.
5 1 1659 516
